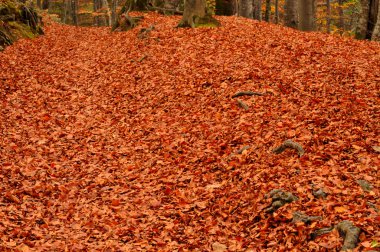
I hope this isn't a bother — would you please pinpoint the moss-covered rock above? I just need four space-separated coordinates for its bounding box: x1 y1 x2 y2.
0 0 43 51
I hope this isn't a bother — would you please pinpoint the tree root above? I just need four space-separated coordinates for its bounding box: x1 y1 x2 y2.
273 139 305 157
310 221 361 251
232 91 265 98
265 189 298 213
336 221 361 251
292 211 321 224
138 25 155 39
237 99 248 110
310 226 334 240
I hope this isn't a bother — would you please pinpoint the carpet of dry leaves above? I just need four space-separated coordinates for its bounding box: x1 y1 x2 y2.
1 13 379 251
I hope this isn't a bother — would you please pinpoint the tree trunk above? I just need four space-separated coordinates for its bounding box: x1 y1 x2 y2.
326 0 330 33
253 0 262 20
111 0 117 26
215 0 234 15
239 0 253 18
298 0 315 31
275 0 278 23
371 0 380 40
94 0 110 26
284 0 298 28
37 0 42 9
178 0 220 27
42 0 49 9
338 0 344 34
265 0 271 22
356 0 370 39
71 0 78 25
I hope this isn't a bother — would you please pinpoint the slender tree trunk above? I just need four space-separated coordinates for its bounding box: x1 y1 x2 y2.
284 0 298 28
372 3 380 40
239 0 253 18
356 0 370 39
37 0 42 8
298 0 315 31
265 0 271 21
111 0 117 26
326 0 330 33
275 0 278 23
253 0 262 20
338 0 344 34
42 0 49 9
71 0 78 25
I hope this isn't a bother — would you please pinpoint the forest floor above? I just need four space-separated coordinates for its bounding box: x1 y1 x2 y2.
0 12 379 251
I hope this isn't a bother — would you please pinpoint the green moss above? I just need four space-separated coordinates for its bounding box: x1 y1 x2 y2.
194 15 220 28
8 21 36 38
0 0 43 50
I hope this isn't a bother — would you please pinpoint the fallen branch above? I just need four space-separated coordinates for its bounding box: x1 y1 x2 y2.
273 139 305 157
232 91 265 98
138 55 147 62
237 99 248 110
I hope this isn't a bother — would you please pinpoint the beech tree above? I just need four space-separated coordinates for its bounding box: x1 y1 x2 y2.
284 0 298 28
238 0 253 18
356 0 379 39
372 6 380 40
254 0 262 20
298 0 316 31
178 0 220 27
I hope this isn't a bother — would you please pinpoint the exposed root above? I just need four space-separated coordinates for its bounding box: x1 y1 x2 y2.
336 221 360 251
138 25 155 39
232 91 265 98
292 211 322 224
265 189 298 213
310 226 334 240
273 139 305 157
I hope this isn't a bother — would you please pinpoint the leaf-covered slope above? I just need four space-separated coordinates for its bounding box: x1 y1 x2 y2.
0 13 379 250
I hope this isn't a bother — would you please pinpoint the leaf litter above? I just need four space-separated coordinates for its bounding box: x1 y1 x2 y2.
0 12 379 250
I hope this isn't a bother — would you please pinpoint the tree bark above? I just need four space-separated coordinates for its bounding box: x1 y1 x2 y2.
253 0 262 20
356 0 370 39
178 0 220 27
42 0 49 9
239 0 253 18
111 0 117 26
275 0 278 23
284 0 297 28
298 0 315 31
215 0 234 15
265 0 271 22
372 1 380 40
326 0 330 33
338 0 344 34
71 0 78 25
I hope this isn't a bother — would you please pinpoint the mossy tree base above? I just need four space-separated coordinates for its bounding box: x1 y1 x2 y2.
177 0 220 28
0 0 43 50
177 14 220 28
111 0 144 32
